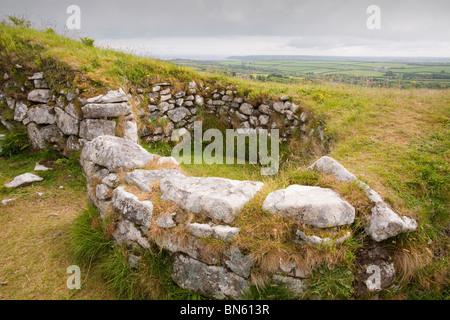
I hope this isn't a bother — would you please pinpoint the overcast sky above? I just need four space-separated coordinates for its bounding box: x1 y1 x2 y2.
1 0 449 59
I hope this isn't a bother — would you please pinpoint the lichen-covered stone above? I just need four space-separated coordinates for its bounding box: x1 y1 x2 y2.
81 135 154 173
112 186 153 231
159 176 264 223
172 254 250 299
263 185 355 228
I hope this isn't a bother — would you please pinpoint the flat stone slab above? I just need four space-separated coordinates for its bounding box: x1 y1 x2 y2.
82 102 131 119
159 176 264 223
295 230 351 245
86 88 128 104
4 173 43 188
81 135 154 173
125 169 184 192
307 156 357 182
262 185 355 228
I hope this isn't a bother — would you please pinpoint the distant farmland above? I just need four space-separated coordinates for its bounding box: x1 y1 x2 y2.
174 58 450 89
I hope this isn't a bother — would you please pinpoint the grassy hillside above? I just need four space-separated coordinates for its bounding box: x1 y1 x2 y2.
0 20 449 300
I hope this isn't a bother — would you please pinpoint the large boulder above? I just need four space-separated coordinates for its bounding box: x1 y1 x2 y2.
111 186 153 231
81 135 154 173
159 176 264 223
307 156 357 182
172 254 250 299
262 185 355 228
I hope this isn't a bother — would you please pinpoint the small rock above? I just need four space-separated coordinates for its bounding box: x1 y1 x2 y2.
4 173 43 188
48 212 59 216
34 162 51 171
2 198 16 206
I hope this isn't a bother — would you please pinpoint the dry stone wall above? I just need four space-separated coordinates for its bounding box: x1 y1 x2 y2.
0 71 418 299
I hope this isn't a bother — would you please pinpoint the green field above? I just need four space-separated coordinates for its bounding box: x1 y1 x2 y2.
174 59 450 89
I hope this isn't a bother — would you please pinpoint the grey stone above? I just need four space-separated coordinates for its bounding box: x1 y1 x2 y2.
155 233 220 265
79 119 116 141
167 107 190 123
357 244 395 292
183 101 194 107
195 95 204 105
82 102 131 119
112 219 150 249
112 186 153 231
125 169 184 192
86 88 127 104
27 72 44 80
65 103 82 120
34 79 49 89
14 101 28 122
28 89 51 103
186 223 214 238
123 121 139 144
159 176 264 223
174 92 185 99
258 114 270 126
365 202 417 242
262 185 355 228
4 173 43 188
55 107 79 135
172 254 250 299
158 102 170 112
34 162 51 171
223 247 254 278
152 86 161 92
212 225 240 242
66 135 81 153
96 183 113 200
307 156 357 183
160 88 171 95
27 123 45 150
27 105 55 125
295 230 351 245
239 103 254 115
102 173 120 188
272 275 307 297
160 94 172 102
81 135 154 173
156 213 177 228
40 125 63 144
